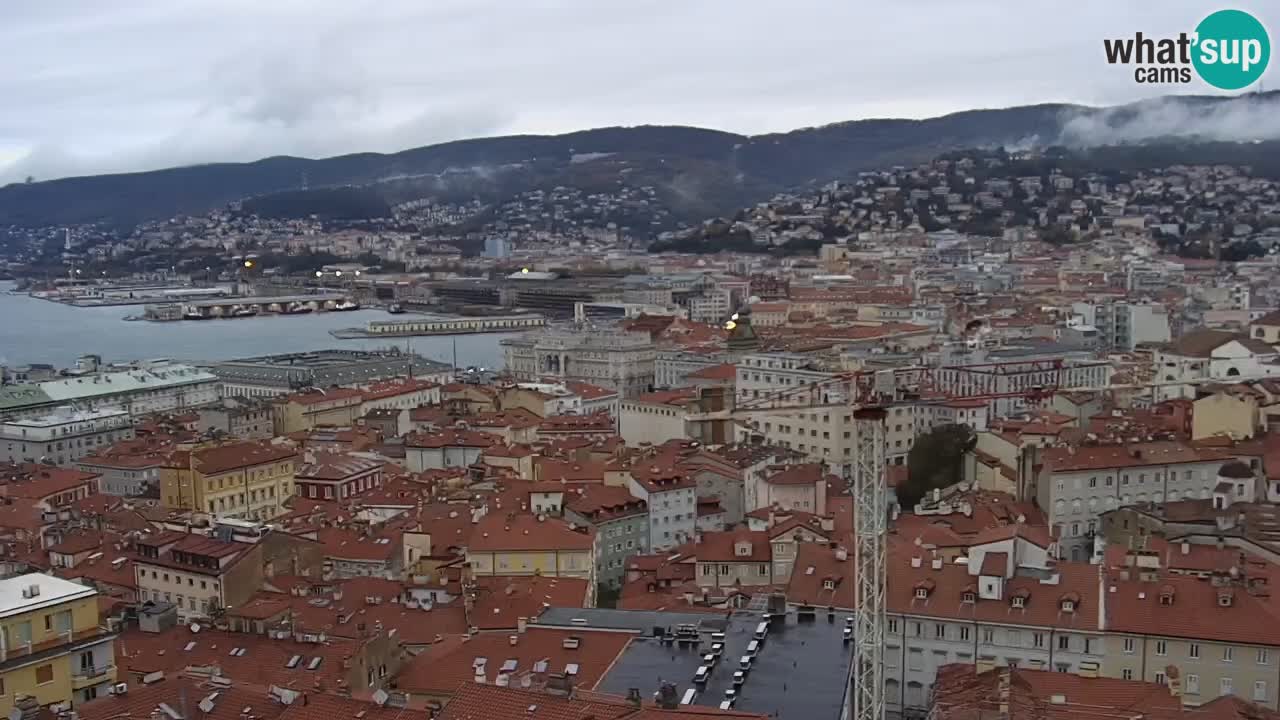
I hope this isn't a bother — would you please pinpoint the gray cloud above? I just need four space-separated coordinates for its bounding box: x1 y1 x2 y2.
2 0 1277 184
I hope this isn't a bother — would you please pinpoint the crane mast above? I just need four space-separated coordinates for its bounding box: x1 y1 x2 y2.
851 407 888 720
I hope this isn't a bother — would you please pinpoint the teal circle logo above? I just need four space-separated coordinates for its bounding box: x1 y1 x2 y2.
1192 9 1270 90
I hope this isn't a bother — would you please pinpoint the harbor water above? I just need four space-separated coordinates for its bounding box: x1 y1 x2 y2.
0 281 513 369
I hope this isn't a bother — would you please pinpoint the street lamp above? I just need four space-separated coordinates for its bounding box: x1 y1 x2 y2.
315 271 323 278
243 260 254 269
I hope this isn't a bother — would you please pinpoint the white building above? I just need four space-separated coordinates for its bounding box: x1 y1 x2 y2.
1 407 134 466
0 362 218 421
1152 329 1280 401
502 327 656 398
1071 300 1171 351
628 469 697 551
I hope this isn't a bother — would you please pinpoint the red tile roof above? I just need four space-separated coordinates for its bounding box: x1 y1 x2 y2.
469 512 595 552
695 530 771 563
188 441 298 475
396 627 631 698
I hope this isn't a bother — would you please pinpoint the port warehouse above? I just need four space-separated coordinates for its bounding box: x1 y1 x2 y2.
363 315 545 335
142 293 354 320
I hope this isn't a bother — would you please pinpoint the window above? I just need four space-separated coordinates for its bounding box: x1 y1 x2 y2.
1123 638 1135 654
1256 681 1268 702
1224 646 1234 663
35 664 53 685
913 622 923 637
1155 671 1167 686
935 624 945 640
1008 630 1021 647
1155 640 1167 656
908 649 923 671
1011 596 1025 609
1186 674 1200 695
982 628 995 644
1259 649 1270 665
1033 633 1045 649
959 627 970 641
1222 678 1233 696
1189 643 1200 659
888 619 898 634
1058 635 1070 651
1122 669 1133 680
915 588 928 600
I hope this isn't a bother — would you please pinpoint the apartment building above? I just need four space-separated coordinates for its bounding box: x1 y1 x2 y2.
563 484 648 588
294 452 386 502
271 388 364 435
618 389 697 447
1103 553 1280 709
160 441 298 521
133 532 261 621
466 513 596 594
694 529 774 588
77 447 165 496
885 537 1105 717
1072 299 1172 351
1029 443 1238 561
627 464 696 551
1 408 134 467
746 462 829 516
195 397 273 440
0 573 117 710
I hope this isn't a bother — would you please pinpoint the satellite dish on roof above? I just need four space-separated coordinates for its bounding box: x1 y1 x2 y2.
190 623 201 633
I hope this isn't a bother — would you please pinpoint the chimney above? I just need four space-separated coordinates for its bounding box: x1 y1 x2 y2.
997 667 1012 720
1180 541 1190 556
15 696 40 720
656 682 679 710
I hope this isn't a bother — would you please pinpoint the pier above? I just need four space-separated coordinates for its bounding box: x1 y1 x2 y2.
329 314 545 339
144 294 357 321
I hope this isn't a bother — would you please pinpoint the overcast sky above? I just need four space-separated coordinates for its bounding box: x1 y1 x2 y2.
2 0 1276 184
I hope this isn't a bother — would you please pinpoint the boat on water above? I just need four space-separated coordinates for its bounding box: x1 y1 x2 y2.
333 300 360 311
182 309 208 320
286 302 314 315
232 305 259 317
387 303 406 314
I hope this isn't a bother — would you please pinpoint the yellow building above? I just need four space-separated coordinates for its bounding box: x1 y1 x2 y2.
0 573 116 710
465 513 596 602
1192 389 1259 441
271 387 365 435
161 441 298 521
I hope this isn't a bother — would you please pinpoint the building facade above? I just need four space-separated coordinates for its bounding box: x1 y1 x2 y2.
160 441 298 521
1 408 134 466
0 573 117 710
502 328 656 398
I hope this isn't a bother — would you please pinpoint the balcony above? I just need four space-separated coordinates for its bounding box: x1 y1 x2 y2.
0 626 115 668
72 663 116 689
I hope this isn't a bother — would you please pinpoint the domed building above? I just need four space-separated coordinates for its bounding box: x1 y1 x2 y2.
1212 460 1262 510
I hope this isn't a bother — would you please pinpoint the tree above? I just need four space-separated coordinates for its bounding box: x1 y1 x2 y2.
899 424 977 509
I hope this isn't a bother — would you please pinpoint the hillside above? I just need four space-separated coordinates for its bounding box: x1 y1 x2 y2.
2 92 1278 229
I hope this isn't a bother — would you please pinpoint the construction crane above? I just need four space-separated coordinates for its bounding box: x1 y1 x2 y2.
684 361 1276 720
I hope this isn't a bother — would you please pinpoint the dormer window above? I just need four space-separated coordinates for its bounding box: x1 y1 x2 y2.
1159 590 1175 606
1218 590 1234 607
962 592 976 604
915 588 929 600
1061 600 1075 613
823 579 836 591
1011 596 1026 609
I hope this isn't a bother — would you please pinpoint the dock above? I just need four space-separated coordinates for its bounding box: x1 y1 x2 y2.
144 294 357 321
330 314 545 339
